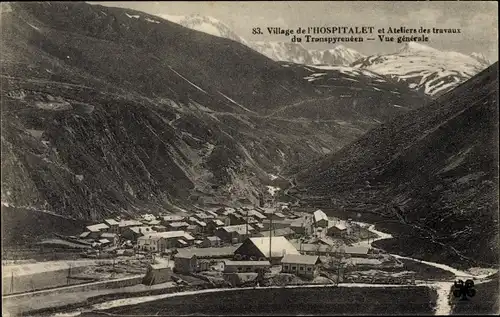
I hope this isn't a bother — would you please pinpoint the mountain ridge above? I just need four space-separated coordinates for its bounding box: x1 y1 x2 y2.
352 42 491 97
292 62 499 268
0 1 428 230
158 14 366 66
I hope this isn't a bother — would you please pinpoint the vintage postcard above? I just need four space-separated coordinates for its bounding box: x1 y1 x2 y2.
1 1 498 316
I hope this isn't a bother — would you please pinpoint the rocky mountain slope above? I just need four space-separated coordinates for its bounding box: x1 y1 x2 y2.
0 1 428 228
352 42 490 97
160 14 365 66
292 63 499 268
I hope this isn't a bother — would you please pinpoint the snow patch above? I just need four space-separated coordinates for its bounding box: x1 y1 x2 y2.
168 66 208 94
125 13 140 19
266 186 280 196
26 22 40 31
353 44 488 96
218 91 256 113
145 18 161 24
158 14 185 23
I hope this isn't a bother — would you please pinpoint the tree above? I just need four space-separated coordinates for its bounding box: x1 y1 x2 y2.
329 241 345 285
256 267 266 286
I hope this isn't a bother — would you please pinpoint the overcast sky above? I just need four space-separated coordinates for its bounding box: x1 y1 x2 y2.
93 1 498 62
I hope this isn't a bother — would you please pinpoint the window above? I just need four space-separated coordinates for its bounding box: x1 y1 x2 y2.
300 267 304 271
307 267 312 271
283 265 289 270
246 267 252 272
291 266 296 271
238 267 243 272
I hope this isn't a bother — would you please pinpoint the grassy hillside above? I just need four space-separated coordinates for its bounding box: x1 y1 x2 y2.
292 64 499 268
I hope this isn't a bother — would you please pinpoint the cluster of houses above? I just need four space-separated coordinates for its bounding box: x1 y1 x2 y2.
173 236 324 279
78 205 303 249
78 206 373 279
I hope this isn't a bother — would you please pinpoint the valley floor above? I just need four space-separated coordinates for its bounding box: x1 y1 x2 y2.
3 222 497 316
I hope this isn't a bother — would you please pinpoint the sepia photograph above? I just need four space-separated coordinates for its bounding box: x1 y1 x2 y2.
1 1 498 316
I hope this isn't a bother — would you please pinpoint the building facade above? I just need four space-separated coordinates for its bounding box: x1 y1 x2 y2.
174 253 198 274
313 210 329 228
223 260 271 273
281 254 320 278
202 236 223 248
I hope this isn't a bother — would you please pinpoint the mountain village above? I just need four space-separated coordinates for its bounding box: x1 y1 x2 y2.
1 2 498 316
4 199 416 299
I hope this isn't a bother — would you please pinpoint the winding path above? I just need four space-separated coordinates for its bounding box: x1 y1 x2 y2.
353 221 497 315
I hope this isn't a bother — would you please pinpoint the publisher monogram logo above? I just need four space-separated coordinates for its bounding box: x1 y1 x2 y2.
453 279 476 301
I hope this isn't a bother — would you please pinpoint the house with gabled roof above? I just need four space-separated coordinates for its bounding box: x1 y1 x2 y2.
205 210 218 218
234 236 299 264
206 218 225 235
161 215 185 225
259 227 295 239
281 254 321 278
248 209 266 221
228 212 246 225
313 209 329 228
215 224 255 243
117 220 143 234
326 219 349 237
137 231 194 252
202 236 223 248
100 232 119 246
166 221 190 231
85 223 110 239
122 226 154 242
104 219 119 233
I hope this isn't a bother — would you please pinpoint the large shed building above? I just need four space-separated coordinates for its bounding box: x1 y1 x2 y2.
233 236 299 264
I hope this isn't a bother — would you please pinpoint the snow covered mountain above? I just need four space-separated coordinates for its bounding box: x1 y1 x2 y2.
160 14 250 46
159 14 364 65
352 42 491 97
251 41 311 64
470 52 491 65
310 45 365 65
252 42 365 65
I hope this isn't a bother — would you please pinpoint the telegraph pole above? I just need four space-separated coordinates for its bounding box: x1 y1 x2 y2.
246 207 249 236
268 196 276 262
67 264 72 285
269 215 273 262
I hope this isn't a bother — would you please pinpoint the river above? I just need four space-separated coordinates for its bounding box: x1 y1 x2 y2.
353 221 497 315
